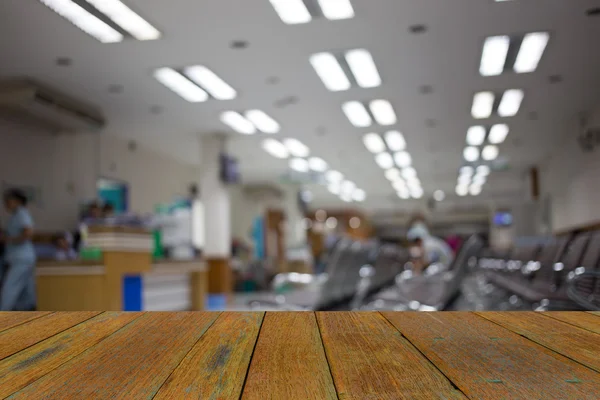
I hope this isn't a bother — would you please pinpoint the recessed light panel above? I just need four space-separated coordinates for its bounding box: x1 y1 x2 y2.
345 49 381 88
343 102 372 127
471 92 495 119
363 133 386 153
38 0 121 43
370 100 397 125
84 0 161 41
184 66 237 100
154 68 208 102
480 35 510 76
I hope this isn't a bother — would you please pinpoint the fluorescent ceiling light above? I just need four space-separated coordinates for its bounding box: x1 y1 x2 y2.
342 102 372 127
488 124 509 144
283 138 310 157
480 35 510 76
154 68 208 102
434 190 445 201
384 131 406 151
398 188 410 199
317 0 355 20
470 185 482 196
456 185 468 197
476 165 491 176
402 167 417 180
392 180 406 191
375 152 394 169
514 32 549 74
290 158 309 172
352 189 366 202
341 180 356 194
310 53 350 92
394 151 412 168
482 145 499 160
39 0 124 43
407 178 421 189
328 183 341 195
471 92 495 119
262 139 289 159
370 100 397 126
269 0 311 24
220 111 255 134
308 157 328 172
184 66 236 100
463 146 480 162
498 89 524 117
340 193 353 203
245 110 280 134
472 175 487 185
84 0 160 41
466 126 486 146
326 170 344 183
363 133 386 153
345 49 381 88
460 166 474 176
410 187 424 199
458 175 471 185
385 168 401 181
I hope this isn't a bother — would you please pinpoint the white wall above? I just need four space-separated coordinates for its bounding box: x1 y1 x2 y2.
539 104 600 233
0 120 199 230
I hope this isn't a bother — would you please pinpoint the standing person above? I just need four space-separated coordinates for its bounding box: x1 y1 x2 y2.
0 189 36 311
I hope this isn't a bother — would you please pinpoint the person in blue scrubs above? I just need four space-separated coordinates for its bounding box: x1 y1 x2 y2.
0 189 36 311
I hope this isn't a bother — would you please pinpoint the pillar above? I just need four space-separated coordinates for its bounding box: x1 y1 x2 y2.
200 135 232 309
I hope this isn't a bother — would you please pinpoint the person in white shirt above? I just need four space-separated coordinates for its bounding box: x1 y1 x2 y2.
406 217 454 272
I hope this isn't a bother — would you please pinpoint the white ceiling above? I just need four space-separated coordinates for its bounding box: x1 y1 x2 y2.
1 0 599 212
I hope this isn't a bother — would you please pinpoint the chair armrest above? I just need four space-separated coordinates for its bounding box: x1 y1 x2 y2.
271 272 320 293
566 268 600 311
247 298 309 311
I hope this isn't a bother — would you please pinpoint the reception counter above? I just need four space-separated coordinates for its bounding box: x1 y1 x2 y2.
35 227 207 311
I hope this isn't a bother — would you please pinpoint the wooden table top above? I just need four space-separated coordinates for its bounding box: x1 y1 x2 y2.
1 311 599 399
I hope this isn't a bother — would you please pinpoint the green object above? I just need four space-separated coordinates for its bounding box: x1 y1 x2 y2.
153 230 163 260
80 247 103 261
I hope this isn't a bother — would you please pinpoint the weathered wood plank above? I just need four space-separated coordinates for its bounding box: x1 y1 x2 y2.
0 312 142 398
383 311 600 399
0 312 53 333
0 312 100 360
318 312 466 400
478 311 600 373
543 312 600 334
8 312 220 399
154 312 264 400
241 312 337 400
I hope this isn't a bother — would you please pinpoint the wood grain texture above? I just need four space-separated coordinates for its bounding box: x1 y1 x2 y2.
478 311 600 373
8 312 220 399
543 312 600 334
318 312 466 400
241 312 337 400
155 312 264 400
383 312 600 399
0 312 52 333
0 312 100 360
0 312 142 398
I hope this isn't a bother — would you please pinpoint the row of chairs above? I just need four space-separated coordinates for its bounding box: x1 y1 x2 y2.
248 238 407 311
479 231 600 310
363 235 484 311
248 234 484 312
